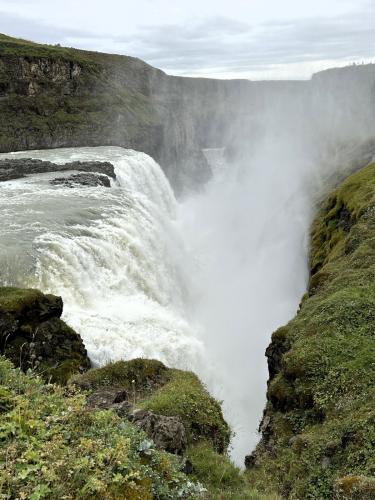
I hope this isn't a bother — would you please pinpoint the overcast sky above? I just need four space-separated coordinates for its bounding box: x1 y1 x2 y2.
0 0 374 80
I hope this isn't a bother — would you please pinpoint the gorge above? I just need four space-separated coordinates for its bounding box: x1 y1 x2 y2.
0 34 374 499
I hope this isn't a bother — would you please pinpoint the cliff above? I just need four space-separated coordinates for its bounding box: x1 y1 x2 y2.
3 34 375 193
246 163 375 499
0 33 307 191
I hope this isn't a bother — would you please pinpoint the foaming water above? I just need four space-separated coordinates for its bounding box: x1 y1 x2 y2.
0 147 205 371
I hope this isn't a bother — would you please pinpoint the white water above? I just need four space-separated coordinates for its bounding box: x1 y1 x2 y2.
0 147 205 372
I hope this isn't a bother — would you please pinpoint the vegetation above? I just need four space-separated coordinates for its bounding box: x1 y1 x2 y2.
248 163 375 499
0 357 206 499
73 359 231 453
186 442 280 499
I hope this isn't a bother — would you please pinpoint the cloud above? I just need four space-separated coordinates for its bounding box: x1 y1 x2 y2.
0 3 375 79
0 11 93 44
113 6 375 74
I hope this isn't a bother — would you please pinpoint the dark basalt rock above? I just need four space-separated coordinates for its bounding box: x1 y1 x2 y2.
129 409 187 455
0 158 115 182
50 172 111 188
0 287 90 384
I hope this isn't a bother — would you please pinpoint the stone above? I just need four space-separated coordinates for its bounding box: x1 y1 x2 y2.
86 388 131 417
244 453 257 469
129 409 187 455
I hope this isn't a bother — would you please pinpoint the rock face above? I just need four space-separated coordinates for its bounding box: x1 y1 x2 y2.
246 163 375 499
0 158 115 182
0 287 90 383
50 172 111 188
3 34 375 192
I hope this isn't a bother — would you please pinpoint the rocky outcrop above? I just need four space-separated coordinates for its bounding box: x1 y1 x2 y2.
0 34 212 192
0 158 115 182
0 287 90 383
50 172 111 187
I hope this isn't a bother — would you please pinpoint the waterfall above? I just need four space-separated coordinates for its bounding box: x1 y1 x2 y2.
0 147 205 372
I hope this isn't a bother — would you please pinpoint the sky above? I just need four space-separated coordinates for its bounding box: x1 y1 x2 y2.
0 0 374 80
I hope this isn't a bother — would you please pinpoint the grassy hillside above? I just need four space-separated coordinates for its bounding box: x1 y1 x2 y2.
247 163 375 499
0 353 279 499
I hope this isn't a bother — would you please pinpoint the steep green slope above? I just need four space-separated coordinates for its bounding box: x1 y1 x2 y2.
0 354 279 499
247 163 375 499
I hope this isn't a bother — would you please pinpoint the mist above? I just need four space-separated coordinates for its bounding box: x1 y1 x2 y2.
170 63 375 463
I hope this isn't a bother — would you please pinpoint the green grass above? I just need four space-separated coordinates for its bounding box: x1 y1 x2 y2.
72 358 169 393
0 357 206 499
248 163 375 499
0 287 48 315
186 442 280 499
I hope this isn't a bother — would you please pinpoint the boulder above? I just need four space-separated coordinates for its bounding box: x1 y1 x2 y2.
130 409 187 455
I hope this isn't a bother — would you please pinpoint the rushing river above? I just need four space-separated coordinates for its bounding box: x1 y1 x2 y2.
0 145 312 465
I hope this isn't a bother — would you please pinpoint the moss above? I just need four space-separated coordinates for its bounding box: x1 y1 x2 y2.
184 443 281 499
41 359 87 386
0 356 205 499
248 163 375 499
0 33 100 67
72 358 169 394
141 369 231 453
0 386 13 413
334 475 375 499
0 287 46 315
187 442 243 490
0 287 90 384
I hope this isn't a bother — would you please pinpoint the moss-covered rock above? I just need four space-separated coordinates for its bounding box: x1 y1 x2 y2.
0 287 90 384
72 358 169 393
73 359 231 454
334 475 375 499
246 163 375 499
